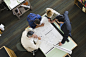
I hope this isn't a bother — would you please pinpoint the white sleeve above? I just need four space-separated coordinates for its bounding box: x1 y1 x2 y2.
53 10 60 15
40 18 43 25
29 40 41 50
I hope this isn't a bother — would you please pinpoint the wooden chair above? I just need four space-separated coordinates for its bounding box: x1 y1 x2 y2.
0 46 17 57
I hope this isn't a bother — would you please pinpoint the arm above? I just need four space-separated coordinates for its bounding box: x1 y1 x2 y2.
48 19 55 23
28 37 41 50
35 23 44 28
53 10 60 15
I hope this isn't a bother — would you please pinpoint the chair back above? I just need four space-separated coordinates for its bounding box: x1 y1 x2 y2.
16 43 26 51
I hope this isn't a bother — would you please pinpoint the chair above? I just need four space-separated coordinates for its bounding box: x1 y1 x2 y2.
16 42 37 56
32 49 38 57
16 42 26 51
0 46 17 57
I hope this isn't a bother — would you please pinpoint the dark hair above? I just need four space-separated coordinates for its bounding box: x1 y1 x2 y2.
56 15 65 22
27 31 34 37
34 19 40 24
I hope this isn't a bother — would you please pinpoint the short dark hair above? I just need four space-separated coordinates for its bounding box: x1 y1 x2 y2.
56 15 65 22
27 31 34 37
34 19 40 24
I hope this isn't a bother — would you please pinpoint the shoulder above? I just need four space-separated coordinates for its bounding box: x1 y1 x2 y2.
63 11 70 23
64 11 69 15
22 28 33 36
37 14 41 18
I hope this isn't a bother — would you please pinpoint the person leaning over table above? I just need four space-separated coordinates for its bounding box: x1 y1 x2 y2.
45 8 60 23
21 28 41 55
48 11 72 46
27 13 44 29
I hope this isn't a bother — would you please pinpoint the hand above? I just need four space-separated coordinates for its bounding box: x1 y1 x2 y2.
48 19 51 22
38 37 41 40
33 34 38 38
35 23 44 28
59 42 62 46
48 19 55 23
51 20 55 23
41 23 44 26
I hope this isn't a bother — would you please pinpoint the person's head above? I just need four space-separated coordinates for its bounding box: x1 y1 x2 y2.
55 15 65 24
27 31 34 38
34 19 40 25
46 8 54 18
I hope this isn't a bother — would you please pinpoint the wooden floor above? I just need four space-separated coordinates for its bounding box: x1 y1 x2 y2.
0 0 86 57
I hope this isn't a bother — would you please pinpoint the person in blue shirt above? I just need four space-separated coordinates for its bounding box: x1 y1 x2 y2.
27 13 44 29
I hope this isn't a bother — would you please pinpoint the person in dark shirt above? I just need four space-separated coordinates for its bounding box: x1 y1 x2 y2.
55 11 72 46
48 11 72 46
